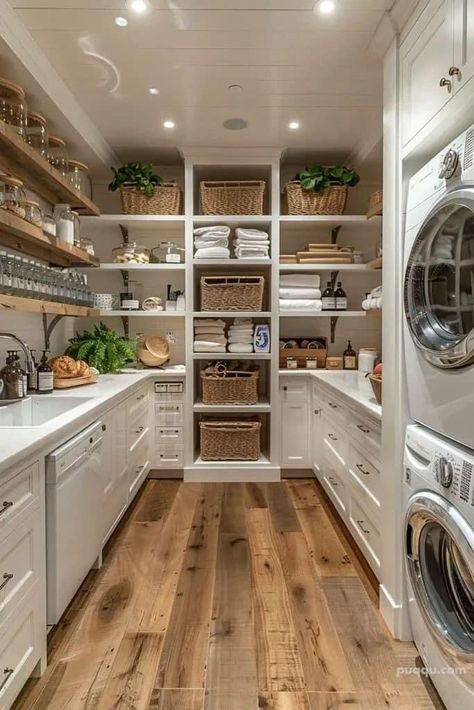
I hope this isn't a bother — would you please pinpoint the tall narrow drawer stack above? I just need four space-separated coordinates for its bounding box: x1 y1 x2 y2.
127 384 151 498
154 381 185 468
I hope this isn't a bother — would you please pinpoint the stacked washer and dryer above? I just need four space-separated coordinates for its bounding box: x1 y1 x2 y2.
403 126 474 708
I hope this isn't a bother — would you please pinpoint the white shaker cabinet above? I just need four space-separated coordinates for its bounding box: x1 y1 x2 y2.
454 0 474 92
311 385 323 475
280 379 309 468
100 403 129 545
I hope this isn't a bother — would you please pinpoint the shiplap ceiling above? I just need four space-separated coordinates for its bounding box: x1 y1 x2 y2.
8 0 398 163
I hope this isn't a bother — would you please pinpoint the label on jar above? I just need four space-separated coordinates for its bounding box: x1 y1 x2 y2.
121 299 140 310
38 371 53 392
335 297 347 310
322 296 335 310
166 253 180 263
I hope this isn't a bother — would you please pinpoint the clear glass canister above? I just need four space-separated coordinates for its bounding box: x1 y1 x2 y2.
151 241 185 264
22 200 43 227
53 204 79 246
42 213 57 238
79 237 95 256
0 78 27 139
0 176 26 218
112 241 150 264
25 111 48 157
47 135 68 176
67 160 92 199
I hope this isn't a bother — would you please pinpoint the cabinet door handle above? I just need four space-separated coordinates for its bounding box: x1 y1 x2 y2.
283 386 287 391
448 66 461 78
0 668 14 693
0 573 13 592
136 464 144 473
356 463 371 476
0 501 13 517
328 433 338 441
439 77 452 92
102 424 107 432
328 402 338 409
137 393 145 400
356 424 370 434
356 519 370 535
135 426 144 434
328 476 338 487
314 409 321 415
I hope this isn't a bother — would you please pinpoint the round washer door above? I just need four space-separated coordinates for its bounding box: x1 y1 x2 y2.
404 188 474 368
405 491 474 681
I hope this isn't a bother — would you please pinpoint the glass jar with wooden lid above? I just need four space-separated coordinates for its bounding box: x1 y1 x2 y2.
0 78 28 139
67 160 92 198
0 176 27 218
22 200 43 228
25 111 48 157
47 135 68 176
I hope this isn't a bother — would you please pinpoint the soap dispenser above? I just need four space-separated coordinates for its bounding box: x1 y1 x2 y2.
0 351 23 400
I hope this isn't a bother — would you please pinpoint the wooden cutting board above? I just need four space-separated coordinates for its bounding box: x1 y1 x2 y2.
54 374 98 389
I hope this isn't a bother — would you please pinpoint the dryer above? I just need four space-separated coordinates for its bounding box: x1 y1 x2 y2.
404 424 474 709
404 125 474 448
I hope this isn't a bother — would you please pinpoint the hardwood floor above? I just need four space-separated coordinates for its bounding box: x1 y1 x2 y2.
14 479 442 710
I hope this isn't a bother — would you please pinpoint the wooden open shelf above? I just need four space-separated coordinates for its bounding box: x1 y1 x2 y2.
0 121 100 215
0 293 99 317
0 208 99 267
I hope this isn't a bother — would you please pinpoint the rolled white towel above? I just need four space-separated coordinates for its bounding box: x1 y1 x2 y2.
279 299 322 310
228 343 254 353
279 287 322 300
280 274 321 289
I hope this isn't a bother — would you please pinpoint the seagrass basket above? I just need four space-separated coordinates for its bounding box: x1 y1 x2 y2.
201 369 259 405
200 180 265 215
120 183 181 215
200 275 264 311
284 182 348 215
200 419 261 461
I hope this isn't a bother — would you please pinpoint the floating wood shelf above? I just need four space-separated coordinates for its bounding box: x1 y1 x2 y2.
0 293 99 317
0 121 100 215
0 208 99 267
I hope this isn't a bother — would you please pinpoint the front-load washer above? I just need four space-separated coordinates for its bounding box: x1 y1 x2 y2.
404 124 474 448
404 424 474 709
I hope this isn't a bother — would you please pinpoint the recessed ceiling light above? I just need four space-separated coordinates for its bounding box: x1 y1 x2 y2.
114 16 128 27
163 120 175 129
289 121 300 130
316 0 336 14
148 87 159 95
228 84 243 94
129 0 148 13
223 117 248 131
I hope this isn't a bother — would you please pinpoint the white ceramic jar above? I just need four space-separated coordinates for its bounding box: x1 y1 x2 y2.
358 347 378 373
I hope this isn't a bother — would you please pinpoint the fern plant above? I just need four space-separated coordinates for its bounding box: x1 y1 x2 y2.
66 323 136 374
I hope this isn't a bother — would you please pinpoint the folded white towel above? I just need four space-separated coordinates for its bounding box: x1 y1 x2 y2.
194 247 230 259
195 238 229 249
228 343 254 353
279 299 323 310
233 318 253 324
279 287 322 300
235 228 268 240
194 333 227 343
229 324 253 331
228 336 254 344
194 319 226 327
194 327 226 336
194 226 231 237
228 330 254 338
236 255 270 260
280 274 321 289
194 342 226 352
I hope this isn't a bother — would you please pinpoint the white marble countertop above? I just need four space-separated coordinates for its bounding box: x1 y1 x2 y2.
279 369 382 421
0 365 186 477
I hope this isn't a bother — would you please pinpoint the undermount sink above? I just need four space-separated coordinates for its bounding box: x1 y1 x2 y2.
0 396 92 428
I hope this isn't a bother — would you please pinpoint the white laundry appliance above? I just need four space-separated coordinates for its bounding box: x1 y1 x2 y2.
404 125 474 448
404 424 474 709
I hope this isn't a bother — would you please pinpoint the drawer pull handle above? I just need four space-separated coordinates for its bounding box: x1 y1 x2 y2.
314 409 321 415
283 386 287 391
0 573 13 592
328 476 338 487
356 463 371 476
328 433 338 441
328 402 338 409
0 501 13 517
356 519 370 534
137 394 145 400
0 668 14 692
135 426 144 434
136 465 144 474
356 424 370 434
102 424 107 432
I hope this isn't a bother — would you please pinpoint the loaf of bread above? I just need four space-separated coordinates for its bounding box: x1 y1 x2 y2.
76 360 91 378
49 355 81 379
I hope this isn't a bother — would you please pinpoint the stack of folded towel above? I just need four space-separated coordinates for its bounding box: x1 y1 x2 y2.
227 318 254 353
194 225 231 260
279 273 322 310
194 319 227 352
362 285 382 310
234 228 270 260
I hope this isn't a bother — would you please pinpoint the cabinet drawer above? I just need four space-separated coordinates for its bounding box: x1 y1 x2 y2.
321 414 348 468
321 453 348 517
320 390 347 426
0 511 42 623
156 426 184 449
349 494 381 575
129 431 150 497
348 445 381 511
155 450 184 469
128 404 150 452
350 415 381 462
127 387 150 420
280 379 308 402
0 462 40 544
154 402 184 426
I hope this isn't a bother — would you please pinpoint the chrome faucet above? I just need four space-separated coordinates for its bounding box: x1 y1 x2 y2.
0 333 35 374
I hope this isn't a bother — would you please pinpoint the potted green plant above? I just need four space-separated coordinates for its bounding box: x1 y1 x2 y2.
285 165 360 215
65 323 137 374
108 161 181 215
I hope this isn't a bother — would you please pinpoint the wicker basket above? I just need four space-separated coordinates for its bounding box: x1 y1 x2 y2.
120 183 181 215
200 275 264 311
367 190 383 219
368 374 382 405
200 419 261 461
200 180 265 215
284 181 348 215
201 370 259 405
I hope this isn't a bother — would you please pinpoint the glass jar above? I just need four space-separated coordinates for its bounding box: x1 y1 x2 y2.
42 213 57 238
53 204 79 246
67 160 92 199
0 251 13 293
79 237 95 256
112 241 150 264
22 200 43 227
22 258 33 297
0 176 27 218
47 135 68 176
151 241 185 264
0 78 27 139
12 256 25 295
25 111 48 157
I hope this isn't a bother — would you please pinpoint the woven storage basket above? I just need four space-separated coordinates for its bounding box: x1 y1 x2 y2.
200 275 264 311
367 190 383 219
200 180 265 215
120 183 181 215
201 370 259 405
200 420 261 461
368 373 382 405
284 182 348 215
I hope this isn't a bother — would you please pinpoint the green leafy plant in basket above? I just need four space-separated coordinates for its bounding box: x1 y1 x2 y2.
65 323 136 374
108 161 163 198
296 165 360 193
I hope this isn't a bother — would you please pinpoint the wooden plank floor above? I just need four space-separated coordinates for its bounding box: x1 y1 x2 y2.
14 479 443 710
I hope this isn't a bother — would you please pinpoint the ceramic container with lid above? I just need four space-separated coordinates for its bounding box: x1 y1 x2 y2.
0 78 27 138
112 242 150 264
358 348 378 374
47 135 68 176
25 111 48 157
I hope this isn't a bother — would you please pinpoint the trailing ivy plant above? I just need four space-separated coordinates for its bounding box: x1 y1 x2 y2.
65 323 136 374
295 165 360 193
108 161 163 198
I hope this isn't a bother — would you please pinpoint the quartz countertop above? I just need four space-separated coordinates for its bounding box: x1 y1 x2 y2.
279 369 382 421
0 366 186 476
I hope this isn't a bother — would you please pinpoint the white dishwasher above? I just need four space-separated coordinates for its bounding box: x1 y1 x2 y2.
46 421 103 625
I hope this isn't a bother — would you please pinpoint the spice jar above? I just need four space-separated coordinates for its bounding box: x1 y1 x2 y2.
0 78 28 139
47 135 68 176
67 160 92 198
112 241 150 264
53 204 79 246
0 176 26 218
22 200 43 227
151 241 185 264
25 111 48 157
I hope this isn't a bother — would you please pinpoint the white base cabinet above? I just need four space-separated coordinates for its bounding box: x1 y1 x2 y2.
280 378 310 468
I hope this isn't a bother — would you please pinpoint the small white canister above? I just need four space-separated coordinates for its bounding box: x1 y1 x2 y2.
358 347 378 373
